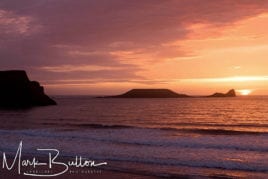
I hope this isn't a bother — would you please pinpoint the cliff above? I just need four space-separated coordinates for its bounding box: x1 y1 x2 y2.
107 89 189 98
0 70 56 108
208 89 236 97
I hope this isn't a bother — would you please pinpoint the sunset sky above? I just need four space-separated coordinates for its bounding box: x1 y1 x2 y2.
1 0 268 95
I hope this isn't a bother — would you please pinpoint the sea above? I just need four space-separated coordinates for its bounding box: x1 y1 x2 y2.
0 96 268 178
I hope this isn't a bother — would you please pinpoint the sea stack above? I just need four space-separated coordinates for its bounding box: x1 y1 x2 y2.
208 89 236 97
0 70 56 108
108 89 189 98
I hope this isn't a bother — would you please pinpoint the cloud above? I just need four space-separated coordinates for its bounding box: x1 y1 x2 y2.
180 76 268 83
1 0 268 93
0 9 37 36
40 64 126 73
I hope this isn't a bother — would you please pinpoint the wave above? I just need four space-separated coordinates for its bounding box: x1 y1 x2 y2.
159 127 268 135
42 122 268 136
71 123 133 129
42 122 136 129
168 122 268 128
1 127 268 153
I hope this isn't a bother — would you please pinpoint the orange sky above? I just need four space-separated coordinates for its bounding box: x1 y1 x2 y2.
1 1 268 95
137 13 268 95
46 12 268 95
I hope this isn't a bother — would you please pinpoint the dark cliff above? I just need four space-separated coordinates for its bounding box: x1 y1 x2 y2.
0 70 56 108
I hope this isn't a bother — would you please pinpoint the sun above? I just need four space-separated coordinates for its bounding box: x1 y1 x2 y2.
237 89 252 96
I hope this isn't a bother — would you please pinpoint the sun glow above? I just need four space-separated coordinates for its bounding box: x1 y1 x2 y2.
237 89 252 96
180 76 268 83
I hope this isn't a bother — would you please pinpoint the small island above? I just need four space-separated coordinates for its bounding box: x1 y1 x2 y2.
109 89 190 98
0 70 56 108
103 89 236 98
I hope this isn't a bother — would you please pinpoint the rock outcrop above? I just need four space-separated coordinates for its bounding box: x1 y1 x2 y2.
208 89 236 97
0 70 56 108
106 89 190 98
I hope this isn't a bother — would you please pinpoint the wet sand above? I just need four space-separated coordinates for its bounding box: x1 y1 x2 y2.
0 170 159 179
0 157 160 179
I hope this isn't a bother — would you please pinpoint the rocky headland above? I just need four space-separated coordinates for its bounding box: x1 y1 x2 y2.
0 70 56 108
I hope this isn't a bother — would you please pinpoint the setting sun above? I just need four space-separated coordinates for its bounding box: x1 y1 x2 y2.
237 89 252 96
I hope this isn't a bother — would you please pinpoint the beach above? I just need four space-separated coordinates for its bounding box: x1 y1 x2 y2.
0 164 159 179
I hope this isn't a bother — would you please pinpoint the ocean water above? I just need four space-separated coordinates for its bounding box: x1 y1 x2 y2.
1 96 268 178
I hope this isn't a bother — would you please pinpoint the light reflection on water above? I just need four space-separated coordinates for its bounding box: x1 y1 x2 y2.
1 96 268 133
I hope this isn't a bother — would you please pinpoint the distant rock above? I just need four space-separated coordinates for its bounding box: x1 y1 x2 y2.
0 70 56 108
208 89 236 97
106 89 190 98
101 89 237 98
